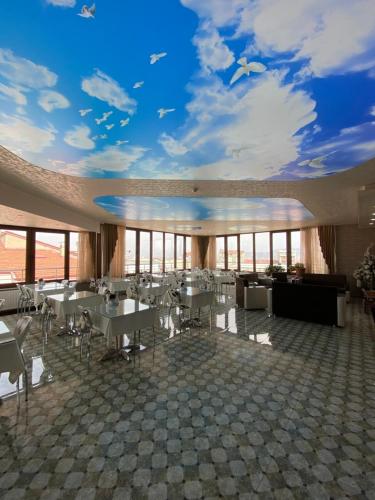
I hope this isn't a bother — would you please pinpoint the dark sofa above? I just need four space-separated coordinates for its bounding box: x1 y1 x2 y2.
302 273 347 294
272 281 339 326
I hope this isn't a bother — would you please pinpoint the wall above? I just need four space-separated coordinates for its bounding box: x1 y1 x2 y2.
336 224 375 296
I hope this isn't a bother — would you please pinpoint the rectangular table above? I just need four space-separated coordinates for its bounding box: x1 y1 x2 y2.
48 291 104 319
179 287 215 309
178 287 215 330
138 283 169 303
85 299 155 343
107 279 133 293
26 282 75 303
0 320 12 343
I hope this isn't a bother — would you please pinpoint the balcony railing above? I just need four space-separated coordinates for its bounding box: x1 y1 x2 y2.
0 267 79 285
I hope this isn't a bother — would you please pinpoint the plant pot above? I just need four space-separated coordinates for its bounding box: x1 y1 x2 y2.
295 268 305 277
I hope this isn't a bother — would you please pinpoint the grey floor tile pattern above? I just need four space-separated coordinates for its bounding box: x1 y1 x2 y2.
0 293 375 499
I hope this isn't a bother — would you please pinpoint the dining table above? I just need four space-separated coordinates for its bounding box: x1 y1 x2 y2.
107 278 134 293
48 291 104 334
179 287 215 329
84 299 155 359
138 283 169 304
26 282 76 304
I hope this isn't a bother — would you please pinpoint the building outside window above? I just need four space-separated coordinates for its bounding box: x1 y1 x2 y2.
0 229 27 284
69 232 79 280
255 232 270 272
125 229 136 274
240 234 253 271
176 236 184 269
291 230 301 264
216 237 225 269
227 236 238 270
35 232 65 281
152 232 163 273
272 232 287 267
165 233 175 271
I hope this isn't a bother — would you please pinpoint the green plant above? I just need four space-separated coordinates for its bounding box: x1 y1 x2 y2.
294 262 305 269
288 265 296 273
265 264 285 275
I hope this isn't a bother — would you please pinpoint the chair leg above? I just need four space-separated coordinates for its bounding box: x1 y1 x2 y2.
24 369 28 401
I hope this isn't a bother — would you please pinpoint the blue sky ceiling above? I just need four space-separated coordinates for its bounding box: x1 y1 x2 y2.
94 197 314 222
0 0 374 181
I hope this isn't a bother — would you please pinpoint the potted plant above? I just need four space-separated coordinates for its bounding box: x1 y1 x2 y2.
265 265 285 276
294 262 306 277
353 247 375 290
287 265 296 274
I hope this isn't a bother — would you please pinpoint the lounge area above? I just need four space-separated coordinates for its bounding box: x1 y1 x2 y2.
1 1 375 498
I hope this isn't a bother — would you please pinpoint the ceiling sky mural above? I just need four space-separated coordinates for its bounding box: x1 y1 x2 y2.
94 197 314 221
0 0 374 181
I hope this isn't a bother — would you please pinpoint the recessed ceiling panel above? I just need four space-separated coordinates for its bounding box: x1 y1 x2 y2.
0 1 374 180
94 196 314 221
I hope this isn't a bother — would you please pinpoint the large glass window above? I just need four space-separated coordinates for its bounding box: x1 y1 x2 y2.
291 230 301 265
185 236 191 269
139 231 150 273
227 236 238 270
165 233 175 271
216 237 225 269
272 232 287 268
0 229 27 284
69 232 79 280
255 232 270 272
240 234 253 271
35 232 65 281
125 229 136 274
176 236 184 269
152 232 163 273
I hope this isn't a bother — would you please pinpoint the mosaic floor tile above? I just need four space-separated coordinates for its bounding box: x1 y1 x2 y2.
0 295 374 499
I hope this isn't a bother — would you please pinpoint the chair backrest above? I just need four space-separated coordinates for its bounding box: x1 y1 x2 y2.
78 309 93 332
13 316 33 347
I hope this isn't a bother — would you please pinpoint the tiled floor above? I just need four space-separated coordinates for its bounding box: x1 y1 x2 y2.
0 295 375 499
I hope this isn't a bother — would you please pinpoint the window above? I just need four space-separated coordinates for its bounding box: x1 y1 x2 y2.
291 230 301 264
152 232 163 273
125 229 136 274
165 233 175 271
227 236 238 270
0 229 27 284
255 232 270 272
185 236 191 269
240 234 253 271
176 236 184 269
35 232 65 281
216 237 225 269
272 232 287 268
139 231 150 273
69 232 79 280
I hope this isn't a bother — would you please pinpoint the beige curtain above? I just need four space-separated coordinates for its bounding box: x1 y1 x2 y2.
207 236 216 270
78 232 95 281
301 227 329 274
191 236 209 268
110 225 125 278
191 236 200 268
101 224 119 277
318 225 336 273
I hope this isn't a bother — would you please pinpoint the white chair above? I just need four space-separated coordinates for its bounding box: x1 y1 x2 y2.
0 316 32 401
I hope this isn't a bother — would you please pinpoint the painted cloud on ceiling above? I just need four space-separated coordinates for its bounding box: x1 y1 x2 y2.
94 196 314 221
0 0 374 180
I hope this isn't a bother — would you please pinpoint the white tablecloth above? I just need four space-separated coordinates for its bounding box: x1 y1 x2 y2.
49 291 104 319
26 282 75 303
85 299 155 340
179 287 215 309
138 284 169 300
107 279 133 293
